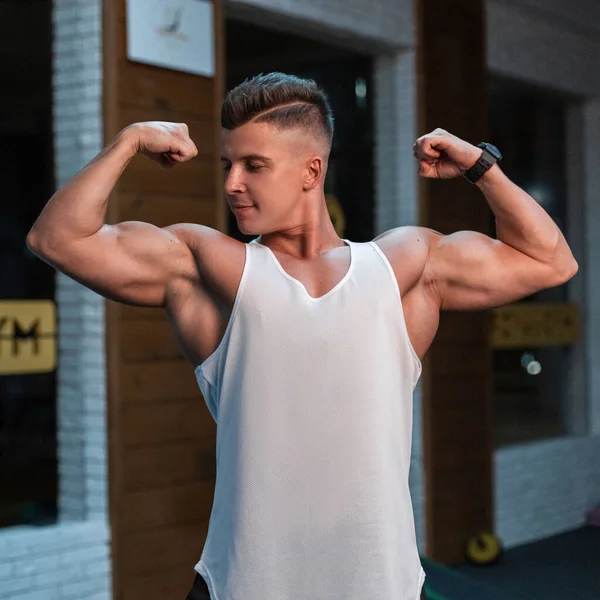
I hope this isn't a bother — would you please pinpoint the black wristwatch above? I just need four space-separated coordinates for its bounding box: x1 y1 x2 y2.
463 142 503 184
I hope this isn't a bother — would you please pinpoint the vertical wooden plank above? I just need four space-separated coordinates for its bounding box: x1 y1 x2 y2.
213 0 227 233
102 2 124 600
416 0 494 564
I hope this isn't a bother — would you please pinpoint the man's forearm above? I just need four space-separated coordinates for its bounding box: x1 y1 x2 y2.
476 163 577 271
27 129 137 251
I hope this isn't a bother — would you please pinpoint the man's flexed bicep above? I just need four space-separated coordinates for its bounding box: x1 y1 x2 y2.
412 128 578 311
31 220 201 307
26 120 203 307
424 229 576 311
29 220 201 307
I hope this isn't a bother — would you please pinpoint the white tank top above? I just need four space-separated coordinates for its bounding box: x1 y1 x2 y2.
194 238 425 600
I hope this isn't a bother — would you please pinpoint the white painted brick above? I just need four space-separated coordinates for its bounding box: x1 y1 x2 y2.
60 576 110 599
79 2 101 21
374 50 418 233
86 479 107 497
82 414 106 430
79 431 107 446
32 564 82 588
74 17 101 37
14 555 61 577
84 559 110 577
86 592 111 600
9 590 62 600
53 8 77 26
86 461 107 480
0 578 36 600
495 436 600 548
59 544 108 567
372 50 423 552
228 0 413 51
487 0 600 96
59 499 85 517
87 506 109 520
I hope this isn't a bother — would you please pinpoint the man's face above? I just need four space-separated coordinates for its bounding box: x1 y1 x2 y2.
221 121 318 235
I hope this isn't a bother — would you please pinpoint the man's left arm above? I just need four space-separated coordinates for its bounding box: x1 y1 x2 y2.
413 129 579 311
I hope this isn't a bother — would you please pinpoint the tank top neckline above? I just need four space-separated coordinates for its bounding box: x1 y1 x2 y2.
250 238 355 302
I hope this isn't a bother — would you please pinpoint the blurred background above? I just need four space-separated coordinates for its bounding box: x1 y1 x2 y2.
0 0 599 599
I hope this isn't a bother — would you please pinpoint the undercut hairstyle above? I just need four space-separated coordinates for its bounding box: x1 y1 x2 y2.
221 72 335 153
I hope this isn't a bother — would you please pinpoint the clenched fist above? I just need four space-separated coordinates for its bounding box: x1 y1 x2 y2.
122 121 199 168
413 128 482 179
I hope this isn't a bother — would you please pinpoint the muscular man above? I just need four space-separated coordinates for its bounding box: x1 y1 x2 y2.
27 73 577 600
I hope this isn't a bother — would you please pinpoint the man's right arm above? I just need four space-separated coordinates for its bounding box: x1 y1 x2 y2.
26 122 201 307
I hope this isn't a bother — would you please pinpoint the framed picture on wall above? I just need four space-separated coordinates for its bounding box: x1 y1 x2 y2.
126 0 215 77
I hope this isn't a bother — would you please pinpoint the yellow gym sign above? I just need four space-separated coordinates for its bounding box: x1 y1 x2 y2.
0 301 57 375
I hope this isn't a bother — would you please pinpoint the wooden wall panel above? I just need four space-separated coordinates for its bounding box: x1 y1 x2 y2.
103 0 224 598
119 157 216 197
120 401 211 445
417 0 494 564
120 361 201 402
118 319 183 362
119 305 165 321
122 441 208 490
122 482 215 533
122 523 209 577
122 565 195 600
117 194 215 228
119 59 217 117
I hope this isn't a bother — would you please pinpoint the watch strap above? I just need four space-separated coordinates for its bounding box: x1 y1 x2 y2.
463 143 502 184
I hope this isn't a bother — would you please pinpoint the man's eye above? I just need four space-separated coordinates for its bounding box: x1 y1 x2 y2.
246 164 263 172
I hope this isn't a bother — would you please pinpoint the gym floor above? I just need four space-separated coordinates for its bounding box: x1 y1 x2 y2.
455 526 600 600
422 526 600 600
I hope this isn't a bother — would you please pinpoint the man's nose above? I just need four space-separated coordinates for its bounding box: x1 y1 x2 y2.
224 170 245 195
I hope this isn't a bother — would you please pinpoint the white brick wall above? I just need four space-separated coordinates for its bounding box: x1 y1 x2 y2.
496 0 600 34
0 523 110 600
409 382 426 554
225 0 413 52
53 0 107 524
495 436 600 547
1 1 111 599
374 50 420 233
56 282 107 520
487 0 600 96
373 50 425 552
581 99 600 436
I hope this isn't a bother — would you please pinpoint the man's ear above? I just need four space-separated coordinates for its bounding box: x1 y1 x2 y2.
303 156 324 191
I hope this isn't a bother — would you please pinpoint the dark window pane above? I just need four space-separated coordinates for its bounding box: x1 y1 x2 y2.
487 76 576 448
0 0 57 528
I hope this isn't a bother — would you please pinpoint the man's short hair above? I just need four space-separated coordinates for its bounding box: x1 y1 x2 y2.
221 72 335 152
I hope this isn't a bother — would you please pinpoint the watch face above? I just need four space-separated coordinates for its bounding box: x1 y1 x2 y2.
485 143 502 160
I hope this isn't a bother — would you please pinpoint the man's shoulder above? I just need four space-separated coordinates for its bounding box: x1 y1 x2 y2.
372 225 436 255
165 223 243 253
370 226 436 291
163 223 247 283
